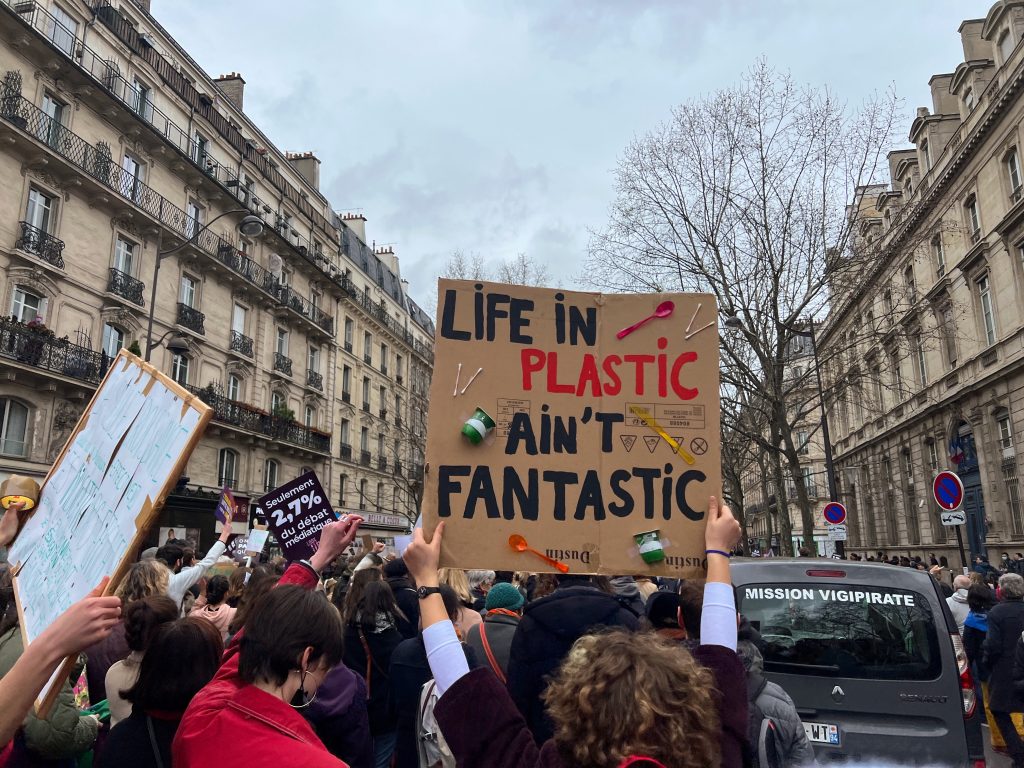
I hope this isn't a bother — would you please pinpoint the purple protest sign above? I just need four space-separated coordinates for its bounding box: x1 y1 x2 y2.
257 471 336 561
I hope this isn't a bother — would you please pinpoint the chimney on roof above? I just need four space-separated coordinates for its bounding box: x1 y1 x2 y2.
215 73 245 111
375 245 398 273
286 151 320 191
342 212 367 242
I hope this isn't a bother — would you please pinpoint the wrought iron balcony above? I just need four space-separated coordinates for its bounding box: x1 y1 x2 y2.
229 330 253 357
378 456 387 471
15 221 64 268
396 374 404 384
218 474 237 488
176 303 205 335
344 341 353 353
342 391 351 404
394 460 403 475
362 401 370 412
307 370 323 391
360 450 372 467
340 443 352 460
274 353 292 376
0 318 111 383
107 268 144 306
379 408 388 420
187 384 331 454
363 353 372 365
381 365 389 377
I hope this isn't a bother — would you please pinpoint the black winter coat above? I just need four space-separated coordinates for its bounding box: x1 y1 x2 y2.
1013 633 1024 699
983 598 1024 712
506 583 639 744
98 711 177 768
342 621 404 736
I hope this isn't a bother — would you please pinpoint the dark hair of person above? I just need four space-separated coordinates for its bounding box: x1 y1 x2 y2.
592 576 615 595
124 617 222 712
341 568 382 625
238 586 343 687
439 584 460 622
533 574 559 600
228 564 279 636
155 543 184 569
205 575 230 607
967 583 997 614
124 595 179 652
382 558 408 580
494 570 514 584
181 547 196 568
353 581 406 631
227 568 248 608
0 568 16 637
677 581 704 636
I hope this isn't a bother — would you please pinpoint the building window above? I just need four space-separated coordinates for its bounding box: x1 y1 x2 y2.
921 138 930 172
40 93 67 148
308 346 320 374
185 200 204 239
912 334 927 386
359 479 368 510
1005 461 1024 538
932 234 945 278
364 331 373 364
232 304 247 335
965 195 981 243
304 405 315 428
999 413 1015 453
10 286 44 323
276 328 289 356
170 353 190 385
380 343 389 374
376 482 383 512
0 398 29 457
264 459 279 492
339 473 347 506
362 377 370 408
340 418 350 445
26 187 55 234
977 274 997 346
192 131 209 166
270 391 285 413
883 289 894 317
122 153 145 203
218 448 238 487
901 450 915 486
796 430 809 456
377 432 385 457
131 76 153 121
342 366 351 397
941 305 957 369
47 5 78 56
227 374 241 401
102 323 124 358
179 275 197 308
344 318 354 351
1009 149 1023 202
1000 28 1015 64
889 349 903 398
903 264 916 301
114 236 136 276
927 441 939 475
379 385 387 413
396 355 403 381
964 88 976 112
360 426 369 452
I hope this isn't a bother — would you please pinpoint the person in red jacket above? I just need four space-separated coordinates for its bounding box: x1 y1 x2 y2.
173 514 364 768
402 497 748 768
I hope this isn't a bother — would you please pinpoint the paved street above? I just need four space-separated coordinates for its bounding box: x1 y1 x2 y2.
984 725 1012 767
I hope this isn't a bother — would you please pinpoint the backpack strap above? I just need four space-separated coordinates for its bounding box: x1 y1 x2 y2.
420 680 436 725
478 622 507 685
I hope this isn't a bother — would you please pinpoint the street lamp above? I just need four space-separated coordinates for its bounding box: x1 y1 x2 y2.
144 211 265 361
725 311 843 556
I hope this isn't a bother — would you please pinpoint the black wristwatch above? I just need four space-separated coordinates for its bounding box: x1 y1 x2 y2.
417 586 442 600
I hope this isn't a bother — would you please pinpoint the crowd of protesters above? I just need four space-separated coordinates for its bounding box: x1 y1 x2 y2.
8 487 1024 766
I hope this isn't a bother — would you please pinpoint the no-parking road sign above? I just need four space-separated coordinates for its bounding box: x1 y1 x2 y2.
933 471 965 511
822 502 847 525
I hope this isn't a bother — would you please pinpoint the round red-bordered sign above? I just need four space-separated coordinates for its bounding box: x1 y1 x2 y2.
933 471 964 511
822 502 847 525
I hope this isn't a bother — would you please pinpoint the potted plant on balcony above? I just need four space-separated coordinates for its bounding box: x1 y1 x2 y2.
19 315 51 365
1 71 27 130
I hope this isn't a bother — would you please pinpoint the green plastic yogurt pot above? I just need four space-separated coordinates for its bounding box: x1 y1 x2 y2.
634 529 665 564
461 407 496 445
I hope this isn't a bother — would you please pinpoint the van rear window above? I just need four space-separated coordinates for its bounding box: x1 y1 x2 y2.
737 583 942 680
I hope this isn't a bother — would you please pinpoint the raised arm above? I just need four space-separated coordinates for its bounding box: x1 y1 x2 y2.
0 579 121 748
700 496 741 651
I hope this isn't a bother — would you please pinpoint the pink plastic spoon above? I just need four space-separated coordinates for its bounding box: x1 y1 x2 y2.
616 300 675 340
508 534 570 573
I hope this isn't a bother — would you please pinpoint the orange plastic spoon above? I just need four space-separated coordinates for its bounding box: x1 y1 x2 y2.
508 534 570 573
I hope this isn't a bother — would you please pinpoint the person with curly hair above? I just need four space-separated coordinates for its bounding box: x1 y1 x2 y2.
402 496 747 768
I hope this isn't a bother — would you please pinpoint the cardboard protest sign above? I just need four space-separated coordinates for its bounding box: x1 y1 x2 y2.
422 280 721 578
9 352 211 713
257 471 335 561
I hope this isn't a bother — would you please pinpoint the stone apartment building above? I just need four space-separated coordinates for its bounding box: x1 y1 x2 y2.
0 0 433 550
820 1 1024 564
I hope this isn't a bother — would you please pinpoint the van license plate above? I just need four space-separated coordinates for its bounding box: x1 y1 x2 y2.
803 722 840 745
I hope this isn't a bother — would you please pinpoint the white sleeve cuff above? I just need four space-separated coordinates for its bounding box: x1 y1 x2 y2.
700 581 737 651
423 620 470 695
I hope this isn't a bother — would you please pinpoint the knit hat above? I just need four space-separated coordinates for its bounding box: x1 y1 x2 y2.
485 582 525 611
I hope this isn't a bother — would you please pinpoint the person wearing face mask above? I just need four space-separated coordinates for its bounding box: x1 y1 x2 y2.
173 515 364 768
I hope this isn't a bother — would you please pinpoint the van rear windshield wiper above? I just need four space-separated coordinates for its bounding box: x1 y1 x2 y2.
766 661 842 673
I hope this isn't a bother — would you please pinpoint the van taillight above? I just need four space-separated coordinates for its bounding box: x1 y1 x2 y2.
806 569 846 578
952 633 977 718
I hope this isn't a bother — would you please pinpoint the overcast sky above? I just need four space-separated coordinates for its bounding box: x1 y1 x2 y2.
156 0 975 308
